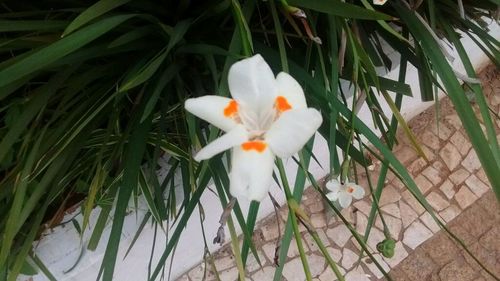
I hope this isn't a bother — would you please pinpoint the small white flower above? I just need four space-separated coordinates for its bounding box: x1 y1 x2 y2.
326 179 365 208
184 54 323 202
373 0 388 5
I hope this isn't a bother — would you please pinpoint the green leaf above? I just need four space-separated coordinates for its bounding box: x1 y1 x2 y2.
0 14 135 92
288 0 392 20
62 0 132 37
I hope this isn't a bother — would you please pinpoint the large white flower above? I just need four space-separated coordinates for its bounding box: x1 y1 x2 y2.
185 54 323 202
326 179 365 208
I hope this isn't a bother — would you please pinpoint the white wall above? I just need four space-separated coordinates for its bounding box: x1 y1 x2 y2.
26 22 499 281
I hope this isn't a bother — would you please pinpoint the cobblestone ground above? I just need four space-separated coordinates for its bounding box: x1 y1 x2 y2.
179 65 500 281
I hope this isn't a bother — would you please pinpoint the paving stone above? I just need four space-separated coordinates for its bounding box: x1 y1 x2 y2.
362 253 390 279
455 185 478 209
246 250 266 272
475 169 489 186
408 158 427 175
355 211 368 234
383 241 409 268
309 202 325 214
326 224 352 248
214 255 235 271
419 212 441 233
387 269 411 281
402 221 433 249
218 267 238 281
379 185 401 206
477 192 500 220
400 200 418 228
419 130 441 150
251 266 275 280
439 258 476 281
461 242 499 277
366 227 386 250
426 191 450 211
262 242 277 262
439 204 461 223
282 254 325 281
375 214 402 239
340 206 356 224
462 149 481 172
402 190 425 215
430 122 454 140
422 166 443 185
432 160 449 176
439 142 462 171
399 248 437 281
188 264 215 281
344 267 370 281
421 232 459 266
261 220 281 241
318 264 345 281
465 174 490 197
303 230 329 252
353 200 372 216
450 131 471 156
449 168 470 185
421 145 437 162
414 175 433 195
396 145 419 165
439 180 456 200
341 248 358 270
451 203 494 239
445 114 463 130
479 225 500 252
326 247 342 263
381 203 401 218
311 213 327 228
448 223 476 246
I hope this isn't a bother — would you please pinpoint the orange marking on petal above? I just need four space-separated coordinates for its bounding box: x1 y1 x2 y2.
275 96 292 112
241 141 267 152
347 186 354 193
224 100 238 117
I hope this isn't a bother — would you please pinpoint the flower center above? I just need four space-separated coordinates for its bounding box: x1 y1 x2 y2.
241 141 267 152
347 186 354 193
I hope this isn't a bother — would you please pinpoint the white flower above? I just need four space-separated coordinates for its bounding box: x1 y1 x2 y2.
325 179 365 208
373 0 388 5
184 54 323 202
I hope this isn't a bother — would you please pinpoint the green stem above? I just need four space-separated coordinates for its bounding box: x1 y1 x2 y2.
276 159 312 281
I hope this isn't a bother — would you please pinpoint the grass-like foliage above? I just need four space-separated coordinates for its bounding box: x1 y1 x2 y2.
0 0 499 280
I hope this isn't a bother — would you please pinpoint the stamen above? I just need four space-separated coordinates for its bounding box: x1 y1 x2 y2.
275 96 292 112
224 100 238 117
347 186 354 193
241 141 267 152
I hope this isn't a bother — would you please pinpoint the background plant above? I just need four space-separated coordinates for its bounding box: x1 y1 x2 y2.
0 0 498 280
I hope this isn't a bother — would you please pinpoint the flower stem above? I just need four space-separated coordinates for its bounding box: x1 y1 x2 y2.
276 159 312 281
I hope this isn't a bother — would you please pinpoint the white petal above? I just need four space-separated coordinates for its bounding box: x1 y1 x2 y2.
228 54 277 116
194 125 248 161
326 179 341 193
276 72 307 109
350 184 365 199
326 191 339 202
373 0 387 5
266 108 323 158
338 192 353 208
230 144 275 202
185 96 239 132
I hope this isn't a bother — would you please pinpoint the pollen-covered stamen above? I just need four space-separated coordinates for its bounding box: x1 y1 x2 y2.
224 100 238 117
347 186 354 193
241 141 267 152
275 96 292 113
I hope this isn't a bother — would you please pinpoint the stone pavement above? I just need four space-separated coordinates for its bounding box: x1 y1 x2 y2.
178 65 500 281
